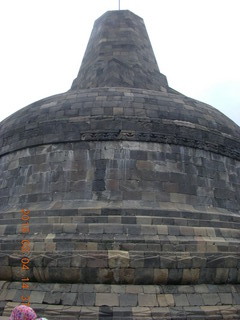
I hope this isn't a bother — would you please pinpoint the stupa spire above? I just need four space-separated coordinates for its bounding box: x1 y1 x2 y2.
71 10 168 91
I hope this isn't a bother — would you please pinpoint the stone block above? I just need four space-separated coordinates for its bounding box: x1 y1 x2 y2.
192 256 206 268
71 254 87 268
82 293 96 306
157 225 168 235
187 294 204 306
78 284 94 293
202 293 221 305
141 225 157 235
233 293 240 304
89 224 104 234
57 257 71 268
157 294 168 307
104 224 123 234
63 224 77 233
153 269 168 284
135 268 153 284
144 254 160 268
119 293 137 307
43 292 61 304
175 286 192 294
4 289 16 301
87 253 108 268
182 269 200 284
168 269 183 284
94 284 111 293
98 268 114 284
143 285 159 294
168 225 180 236
124 225 141 235
165 294 175 306
174 294 189 307
108 251 129 268
29 291 45 304
96 293 119 306
214 268 229 283
81 268 98 283
138 293 158 307
126 285 143 294
0 267 12 281
12 290 23 302
114 268 135 284
111 285 126 294
219 293 233 305
177 257 193 269
99 305 113 318
76 292 96 306
160 256 177 269
61 292 77 305
0 256 9 267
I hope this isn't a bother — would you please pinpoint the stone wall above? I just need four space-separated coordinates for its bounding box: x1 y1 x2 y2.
0 141 239 212
1 88 240 160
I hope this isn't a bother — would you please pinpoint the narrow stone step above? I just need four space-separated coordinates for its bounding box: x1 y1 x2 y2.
1 222 240 239
1 215 240 229
0 236 239 255
1 283 240 319
1 208 240 223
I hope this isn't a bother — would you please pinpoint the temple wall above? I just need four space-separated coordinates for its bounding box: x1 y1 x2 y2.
0 141 239 212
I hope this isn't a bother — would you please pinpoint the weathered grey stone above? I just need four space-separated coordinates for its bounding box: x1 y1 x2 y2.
119 293 138 307
187 294 204 306
138 293 158 307
43 292 62 304
61 292 77 305
202 293 221 306
29 291 45 304
219 293 233 305
0 7 240 320
96 293 119 306
174 294 189 306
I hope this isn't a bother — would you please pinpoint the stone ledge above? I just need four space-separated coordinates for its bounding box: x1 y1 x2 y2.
1 287 240 319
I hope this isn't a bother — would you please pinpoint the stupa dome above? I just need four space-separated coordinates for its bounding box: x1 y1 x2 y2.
0 11 239 161
0 10 239 320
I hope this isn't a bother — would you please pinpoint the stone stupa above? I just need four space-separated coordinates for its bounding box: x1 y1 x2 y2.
0 10 240 320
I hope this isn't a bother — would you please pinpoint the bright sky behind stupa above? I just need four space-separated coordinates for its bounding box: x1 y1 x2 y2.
0 0 239 126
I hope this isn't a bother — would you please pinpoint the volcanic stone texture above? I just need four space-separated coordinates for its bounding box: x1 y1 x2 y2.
0 9 240 320
71 10 168 91
0 141 240 288
0 88 240 160
0 141 239 212
0 282 240 319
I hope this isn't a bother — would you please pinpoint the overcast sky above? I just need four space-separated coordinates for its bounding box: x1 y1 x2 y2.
0 0 239 126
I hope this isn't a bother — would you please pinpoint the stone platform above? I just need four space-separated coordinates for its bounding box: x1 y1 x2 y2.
0 208 240 284
0 207 240 319
1 282 240 319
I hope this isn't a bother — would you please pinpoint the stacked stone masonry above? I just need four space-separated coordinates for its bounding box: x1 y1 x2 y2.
0 142 239 211
0 9 240 320
0 282 240 319
0 88 239 160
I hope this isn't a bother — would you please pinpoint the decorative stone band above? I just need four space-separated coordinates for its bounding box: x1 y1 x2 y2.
1 251 240 284
0 125 240 161
1 87 239 160
80 130 240 160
